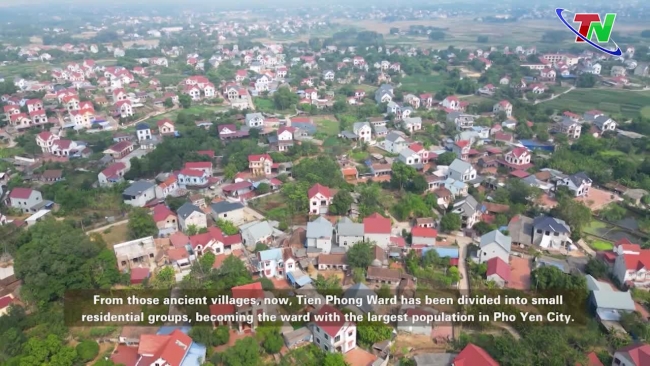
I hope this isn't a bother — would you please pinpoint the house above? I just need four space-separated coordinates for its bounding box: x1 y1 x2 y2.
402 117 422 133
152 204 178 237
312 305 357 353
586 275 635 321
486 257 510 287
441 96 460 111
136 123 152 141
556 172 592 197
308 184 333 215
558 117 581 139
248 154 273 176
411 227 437 246
367 266 401 285
493 100 513 117
398 148 422 169
122 180 156 207
454 343 499 366
114 236 158 271
113 100 133 118
104 140 134 159
157 118 175 136
447 112 474 131
245 113 265 128
257 247 296 278
452 140 471 161
7 188 44 213
532 216 572 250
36 131 60 153
184 161 213 177
502 147 532 169
613 246 650 286
222 181 254 198
363 213 392 249
306 216 334 254
612 343 650 366
336 217 365 249
240 220 280 247
611 65 626 77
451 195 482 229
40 170 63 182
210 201 246 225
479 230 512 264
352 122 372 142
448 159 477 182
177 168 209 188
177 202 207 232
374 84 394 103
98 162 128 186
383 132 409 154
156 175 180 199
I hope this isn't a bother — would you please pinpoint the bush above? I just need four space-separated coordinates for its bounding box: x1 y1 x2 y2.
76 340 100 362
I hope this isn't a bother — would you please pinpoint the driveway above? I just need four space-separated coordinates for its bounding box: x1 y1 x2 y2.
445 233 473 293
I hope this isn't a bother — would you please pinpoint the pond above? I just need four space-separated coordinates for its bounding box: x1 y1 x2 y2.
585 219 644 244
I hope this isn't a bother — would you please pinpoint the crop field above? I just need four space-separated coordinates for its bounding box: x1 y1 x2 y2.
543 89 650 119
400 73 446 93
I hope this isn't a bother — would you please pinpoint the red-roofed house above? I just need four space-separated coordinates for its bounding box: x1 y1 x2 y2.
576 352 604 366
9 113 31 129
613 249 650 286
308 184 333 215
156 175 180 198
454 343 499 366
114 100 133 118
0 294 15 316
3 105 20 120
501 147 533 170
248 154 273 176
157 118 175 136
452 140 471 161
441 96 461 111
409 143 430 162
130 267 150 284
104 140 134 159
363 213 392 248
184 161 213 176
7 188 44 213
36 131 61 153
613 343 650 366
137 329 193 366
152 204 178 237
98 162 128 186
486 257 511 287
231 282 266 332
312 305 357 354
411 227 437 246
493 100 513 117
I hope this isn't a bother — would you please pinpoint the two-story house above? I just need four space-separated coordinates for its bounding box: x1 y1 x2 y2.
336 217 365 248
249 154 273 176
122 180 156 207
447 112 475 131
312 305 357 354
352 122 372 142
178 202 207 232
452 140 471 161
558 117 581 139
257 248 296 278
555 172 591 197
363 213 391 249
152 204 178 237
501 147 533 170
531 216 571 250
478 230 512 264
411 226 437 246
402 117 422 133
493 100 513 117
177 168 209 188
447 159 477 182
451 195 481 229
611 343 650 366
306 216 334 253
98 162 128 186
308 183 333 215
383 132 409 154
398 148 422 169
36 131 61 153
157 118 176 136
136 123 152 141
245 113 265 128
7 188 44 213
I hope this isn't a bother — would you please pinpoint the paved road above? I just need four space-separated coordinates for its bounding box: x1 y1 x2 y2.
445 233 473 293
85 219 129 234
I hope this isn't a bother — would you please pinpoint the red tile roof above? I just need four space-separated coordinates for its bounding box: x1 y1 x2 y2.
8 187 34 199
314 304 347 337
111 345 140 366
510 147 528 158
184 161 212 170
454 344 499 366
363 213 391 234
616 343 650 366
152 204 176 222
101 162 126 179
308 183 331 199
510 170 530 178
197 150 215 158
575 352 604 366
108 140 133 152
232 282 264 299
130 268 150 284
486 257 510 282
0 295 14 310
179 168 205 177
622 251 650 271
411 226 437 238
248 153 272 162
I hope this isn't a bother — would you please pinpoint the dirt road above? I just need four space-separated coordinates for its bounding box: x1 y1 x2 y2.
85 219 129 234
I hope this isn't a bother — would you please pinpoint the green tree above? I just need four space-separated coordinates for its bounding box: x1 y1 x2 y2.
163 97 174 108
356 318 393 346
273 86 299 110
223 163 238 180
220 337 260 366
324 353 349 366
75 340 99 362
189 326 216 346
377 284 391 299
437 152 456 165
347 242 374 268
213 325 230 346
128 208 158 239
179 94 192 108
150 267 175 289
216 219 239 235
585 258 609 278
440 213 462 232
551 198 591 240
257 182 270 194
330 190 353 215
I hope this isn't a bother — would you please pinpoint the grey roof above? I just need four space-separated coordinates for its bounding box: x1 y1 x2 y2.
337 217 364 236
306 216 333 239
593 115 611 128
375 125 388 134
560 117 577 126
568 172 592 187
341 131 357 139
399 148 417 159
591 289 636 311
413 353 457 366
449 159 472 174
177 202 202 219
402 117 422 126
291 122 316 135
586 275 610 292
480 230 512 253
245 112 264 122
352 121 370 133
211 201 244 214
533 216 570 233
123 180 155 196
508 215 533 245
136 122 149 130
385 131 406 143
241 221 276 245
343 283 377 313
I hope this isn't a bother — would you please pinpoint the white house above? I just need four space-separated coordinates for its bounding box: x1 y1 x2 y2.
136 123 152 141
306 216 334 254
177 168 209 188
363 213 391 249
447 159 477 182
556 172 592 197
493 100 513 117
383 132 409 154
246 113 265 128
308 184 333 215
257 248 296 278
352 122 372 142
122 181 156 207
478 230 512 264
312 305 357 353
177 202 207 232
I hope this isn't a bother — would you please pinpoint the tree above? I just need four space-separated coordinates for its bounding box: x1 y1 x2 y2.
257 182 270 194
273 86 299 110
599 204 626 222
150 266 176 289
377 284 391 299
551 198 591 240
216 219 239 235
585 258 609 279
17 335 78 366
163 97 174 108
213 325 230 346
330 190 353 215
356 318 393 346
347 242 374 268
440 213 462 233
76 340 99 362
576 73 596 88
189 326 217 346
179 94 192 108
262 331 284 354
255 243 269 252
324 353 349 366
14 220 120 304
220 337 260 366
531 266 587 291
437 152 456 165
391 162 416 190
223 163 238 180
128 208 158 239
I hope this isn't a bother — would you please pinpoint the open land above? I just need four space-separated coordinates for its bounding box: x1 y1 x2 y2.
544 89 650 119
98 223 130 248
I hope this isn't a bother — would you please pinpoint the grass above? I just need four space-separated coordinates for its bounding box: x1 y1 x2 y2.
590 240 614 251
99 223 130 247
314 116 340 136
400 73 446 93
141 105 225 125
641 106 650 119
543 89 650 119
584 220 608 235
0 62 48 77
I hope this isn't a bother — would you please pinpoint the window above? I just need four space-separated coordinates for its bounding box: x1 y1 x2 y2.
149 253 154 258
324 334 329 340
324 346 329 351
316 338 320 344
334 335 340 342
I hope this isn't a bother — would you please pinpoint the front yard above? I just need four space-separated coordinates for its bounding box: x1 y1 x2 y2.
98 223 130 247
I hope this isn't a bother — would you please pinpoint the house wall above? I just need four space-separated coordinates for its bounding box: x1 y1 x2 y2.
156 215 178 237
124 187 155 207
364 233 391 249
612 352 635 366
397 319 431 336
479 243 509 264
211 208 246 225
10 192 43 213
337 234 364 248
486 274 506 287
412 236 436 246
313 324 356 353
531 228 570 249
180 212 207 231
316 238 332 254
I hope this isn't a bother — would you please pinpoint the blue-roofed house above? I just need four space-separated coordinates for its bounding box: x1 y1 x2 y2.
287 268 313 288
257 247 296 279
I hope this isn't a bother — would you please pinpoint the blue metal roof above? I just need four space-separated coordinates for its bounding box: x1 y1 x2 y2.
287 271 312 287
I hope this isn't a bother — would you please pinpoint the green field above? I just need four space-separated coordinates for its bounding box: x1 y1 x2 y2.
314 116 340 136
589 240 614 251
584 220 609 236
400 73 446 93
141 105 226 125
641 106 650 119
543 89 650 119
